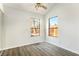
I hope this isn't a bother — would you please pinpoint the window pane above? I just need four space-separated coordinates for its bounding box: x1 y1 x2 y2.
31 28 40 36
31 18 40 36
49 16 58 37
50 16 58 27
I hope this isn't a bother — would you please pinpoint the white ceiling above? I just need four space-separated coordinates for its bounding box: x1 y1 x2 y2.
3 3 55 15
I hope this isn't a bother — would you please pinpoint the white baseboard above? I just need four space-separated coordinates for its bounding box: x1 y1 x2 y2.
46 41 79 55
0 41 43 51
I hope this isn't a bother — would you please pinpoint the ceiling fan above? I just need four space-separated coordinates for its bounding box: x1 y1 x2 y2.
35 3 47 10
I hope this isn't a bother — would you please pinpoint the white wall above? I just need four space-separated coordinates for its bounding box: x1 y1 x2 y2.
45 4 79 54
3 7 45 49
0 10 2 50
0 9 4 50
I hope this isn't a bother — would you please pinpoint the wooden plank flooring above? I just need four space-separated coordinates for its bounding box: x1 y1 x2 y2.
0 42 79 56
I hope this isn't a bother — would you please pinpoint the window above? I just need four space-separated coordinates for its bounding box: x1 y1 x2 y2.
31 18 40 36
48 16 58 37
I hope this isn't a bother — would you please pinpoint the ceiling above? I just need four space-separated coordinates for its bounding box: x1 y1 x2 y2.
3 3 55 15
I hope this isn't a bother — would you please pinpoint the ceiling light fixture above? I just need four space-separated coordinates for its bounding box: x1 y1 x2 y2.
35 3 47 10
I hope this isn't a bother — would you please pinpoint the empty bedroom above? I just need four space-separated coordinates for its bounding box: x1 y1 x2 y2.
0 3 79 56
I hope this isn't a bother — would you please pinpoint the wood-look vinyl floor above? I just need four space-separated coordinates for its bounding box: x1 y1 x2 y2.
0 42 79 56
